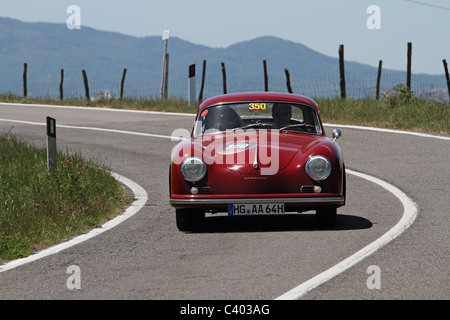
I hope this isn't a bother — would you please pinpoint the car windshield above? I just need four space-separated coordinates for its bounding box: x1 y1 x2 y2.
193 102 322 136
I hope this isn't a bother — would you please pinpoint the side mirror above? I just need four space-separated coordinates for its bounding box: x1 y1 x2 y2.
332 129 341 141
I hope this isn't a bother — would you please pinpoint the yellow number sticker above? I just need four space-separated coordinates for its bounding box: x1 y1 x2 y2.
249 103 266 111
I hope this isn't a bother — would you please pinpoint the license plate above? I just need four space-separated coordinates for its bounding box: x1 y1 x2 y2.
228 203 285 215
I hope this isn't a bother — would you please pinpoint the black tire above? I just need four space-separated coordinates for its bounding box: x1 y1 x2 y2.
316 207 337 227
176 209 205 231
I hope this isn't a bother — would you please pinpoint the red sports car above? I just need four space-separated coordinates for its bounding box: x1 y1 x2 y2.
170 92 345 231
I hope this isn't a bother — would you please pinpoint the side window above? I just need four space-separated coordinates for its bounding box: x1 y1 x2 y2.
291 106 305 123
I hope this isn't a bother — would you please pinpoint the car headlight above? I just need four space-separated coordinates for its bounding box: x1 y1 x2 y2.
306 155 331 181
181 157 206 182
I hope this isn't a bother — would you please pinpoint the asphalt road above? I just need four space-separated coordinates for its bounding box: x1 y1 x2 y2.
0 103 448 300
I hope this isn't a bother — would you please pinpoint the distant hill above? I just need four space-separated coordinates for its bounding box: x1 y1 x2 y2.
0 17 447 100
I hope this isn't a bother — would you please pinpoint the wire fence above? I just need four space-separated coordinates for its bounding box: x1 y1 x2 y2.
1 70 448 102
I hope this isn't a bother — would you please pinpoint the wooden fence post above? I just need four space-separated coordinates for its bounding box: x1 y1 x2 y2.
164 54 169 99
263 59 269 92
198 60 206 102
120 68 127 100
443 59 450 101
81 69 90 101
23 63 27 97
59 69 64 100
338 45 346 99
376 60 382 100
160 35 169 100
407 42 412 90
284 68 293 93
221 62 227 94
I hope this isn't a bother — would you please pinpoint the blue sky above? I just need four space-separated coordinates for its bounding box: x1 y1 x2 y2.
1 0 449 74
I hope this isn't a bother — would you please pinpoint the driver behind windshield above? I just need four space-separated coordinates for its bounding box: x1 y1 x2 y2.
272 104 292 128
203 106 242 133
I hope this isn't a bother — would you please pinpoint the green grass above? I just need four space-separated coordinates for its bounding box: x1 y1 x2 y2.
0 93 197 114
0 133 132 263
316 97 449 135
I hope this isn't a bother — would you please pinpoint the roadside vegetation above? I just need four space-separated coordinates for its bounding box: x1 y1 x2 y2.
316 85 449 135
0 133 132 263
0 93 196 114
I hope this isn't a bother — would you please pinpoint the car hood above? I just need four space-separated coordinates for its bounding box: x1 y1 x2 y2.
197 131 324 175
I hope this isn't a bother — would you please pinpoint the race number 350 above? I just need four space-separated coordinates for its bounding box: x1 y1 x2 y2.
249 103 267 110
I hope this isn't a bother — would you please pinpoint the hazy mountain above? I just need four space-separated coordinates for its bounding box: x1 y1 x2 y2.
0 17 446 100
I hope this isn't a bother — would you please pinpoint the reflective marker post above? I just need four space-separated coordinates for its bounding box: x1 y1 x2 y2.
47 116 57 171
188 64 195 107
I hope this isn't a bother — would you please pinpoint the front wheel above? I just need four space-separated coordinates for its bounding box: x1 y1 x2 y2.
176 209 205 231
316 207 337 227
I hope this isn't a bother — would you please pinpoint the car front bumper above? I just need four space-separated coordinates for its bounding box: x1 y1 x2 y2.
170 193 345 211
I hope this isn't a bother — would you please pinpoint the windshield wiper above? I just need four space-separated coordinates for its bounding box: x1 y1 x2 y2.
233 122 273 131
279 123 315 132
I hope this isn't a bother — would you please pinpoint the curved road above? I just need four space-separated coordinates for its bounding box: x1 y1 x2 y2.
0 103 448 300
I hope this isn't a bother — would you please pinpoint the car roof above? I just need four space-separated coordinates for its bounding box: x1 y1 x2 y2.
197 92 318 114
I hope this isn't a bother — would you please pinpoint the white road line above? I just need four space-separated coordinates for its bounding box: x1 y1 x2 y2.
275 169 418 300
0 118 184 141
0 172 148 273
323 123 450 141
0 102 196 116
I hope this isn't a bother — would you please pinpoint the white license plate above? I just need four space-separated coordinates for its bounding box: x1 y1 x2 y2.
228 203 285 215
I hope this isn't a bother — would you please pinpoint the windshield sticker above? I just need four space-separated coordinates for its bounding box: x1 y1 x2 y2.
248 103 267 111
